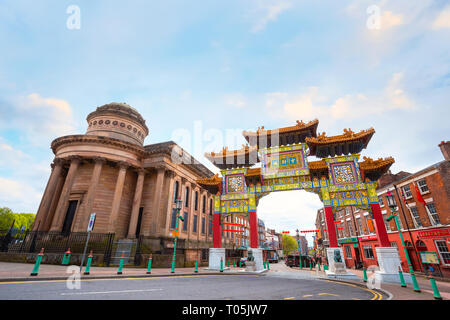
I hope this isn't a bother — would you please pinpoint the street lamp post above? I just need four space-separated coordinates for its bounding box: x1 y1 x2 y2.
171 198 184 273
386 191 421 292
296 229 302 269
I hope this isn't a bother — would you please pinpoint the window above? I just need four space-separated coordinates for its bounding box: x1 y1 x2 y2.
378 196 384 207
184 187 190 207
426 203 441 225
363 245 375 259
182 212 188 231
409 207 423 227
345 207 350 216
384 216 391 231
194 191 199 211
417 179 429 194
390 242 398 248
193 215 198 233
345 245 352 259
173 181 179 203
356 218 364 235
170 209 177 229
202 196 206 213
209 219 213 234
209 199 213 215
435 240 450 265
402 185 413 198
201 217 206 234
348 222 354 237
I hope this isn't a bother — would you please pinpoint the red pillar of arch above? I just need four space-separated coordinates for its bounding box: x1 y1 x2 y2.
213 212 222 248
249 211 259 248
370 202 391 247
324 206 338 248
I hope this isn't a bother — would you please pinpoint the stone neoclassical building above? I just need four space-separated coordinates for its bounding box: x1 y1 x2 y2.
33 103 221 259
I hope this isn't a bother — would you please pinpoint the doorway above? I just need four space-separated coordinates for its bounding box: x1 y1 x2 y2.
62 200 78 236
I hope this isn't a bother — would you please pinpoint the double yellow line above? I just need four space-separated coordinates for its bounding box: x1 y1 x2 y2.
325 280 383 300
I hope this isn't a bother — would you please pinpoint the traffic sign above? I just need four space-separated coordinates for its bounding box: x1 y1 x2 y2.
87 213 96 232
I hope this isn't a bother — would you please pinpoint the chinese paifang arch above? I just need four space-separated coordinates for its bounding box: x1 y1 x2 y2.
196 119 395 250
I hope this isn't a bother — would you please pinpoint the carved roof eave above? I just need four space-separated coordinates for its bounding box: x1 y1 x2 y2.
306 128 375 147
359 157 395 173
51 135 147 156
196 174 222 186
242 119 319 138
204 145 260 169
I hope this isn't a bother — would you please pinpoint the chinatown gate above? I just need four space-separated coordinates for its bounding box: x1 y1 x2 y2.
197 120 407 283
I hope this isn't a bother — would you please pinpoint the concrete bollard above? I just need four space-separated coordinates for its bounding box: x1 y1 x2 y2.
84 250 93 275
117 253 124 275
62 248 71 265
429 276 442 300
398 267 406 288
30 248 45 276
146 254 152 274
195 260 198 273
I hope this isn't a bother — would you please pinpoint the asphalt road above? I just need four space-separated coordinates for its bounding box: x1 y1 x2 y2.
0 274 385 300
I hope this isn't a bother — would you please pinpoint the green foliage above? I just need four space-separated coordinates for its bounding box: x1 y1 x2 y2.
0 207 35 231
282 234 298 256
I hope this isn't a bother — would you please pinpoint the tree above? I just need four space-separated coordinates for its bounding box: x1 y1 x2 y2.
0 207 35 231
282 234 298 257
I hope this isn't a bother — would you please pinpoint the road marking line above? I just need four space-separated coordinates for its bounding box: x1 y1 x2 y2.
61 288 163 295
318 293 340 297
0 274 259 285
324 280 383 300
303 295 314 297
283 297 295 300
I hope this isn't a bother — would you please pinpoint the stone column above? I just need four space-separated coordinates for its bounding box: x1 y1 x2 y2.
108 161 128 233
163 171 176 236
79 157 106 231
127 168 146 238
50 156 81 231
33 158 64 231
42 169 66 231
151 167 166 235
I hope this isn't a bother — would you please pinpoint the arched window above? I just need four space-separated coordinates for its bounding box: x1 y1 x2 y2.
195 191 199 211
416 240 427 250
185 187 190 207
202 195 206 213
209 199 213 215
173 181 179 203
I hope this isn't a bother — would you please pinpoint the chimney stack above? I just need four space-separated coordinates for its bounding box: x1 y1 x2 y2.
439 141 450 161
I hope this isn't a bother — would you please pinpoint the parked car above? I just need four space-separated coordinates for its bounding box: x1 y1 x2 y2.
268 257 278 263
285 255 299 267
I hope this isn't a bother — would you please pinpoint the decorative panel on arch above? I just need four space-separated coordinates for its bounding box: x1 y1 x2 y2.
220 199 250 215
260 143 309 179
329 190 369 207
326 155 363 187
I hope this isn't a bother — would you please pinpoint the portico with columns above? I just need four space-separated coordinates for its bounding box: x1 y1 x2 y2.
33 103 215 262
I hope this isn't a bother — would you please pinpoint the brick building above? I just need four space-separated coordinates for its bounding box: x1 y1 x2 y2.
316 141 450 277
32 103 218 264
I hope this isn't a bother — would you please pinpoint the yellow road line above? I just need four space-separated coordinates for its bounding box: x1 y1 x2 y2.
283 297 296 300
303 294 314 297
0 274 259 285
324 280 382 300
318 293 340 297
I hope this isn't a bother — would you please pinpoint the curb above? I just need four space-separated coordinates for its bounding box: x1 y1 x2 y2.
0 271 264 283
320 277 393 300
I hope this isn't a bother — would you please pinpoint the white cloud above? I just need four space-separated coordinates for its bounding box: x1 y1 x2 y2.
225 93 246 108
432 6 450 30
380 10 404 29
251 0 292 32
0 93 77 146
0 177 42 213
265 72 414 122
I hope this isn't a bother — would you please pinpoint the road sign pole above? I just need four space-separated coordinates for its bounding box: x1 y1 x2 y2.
80 231 91 273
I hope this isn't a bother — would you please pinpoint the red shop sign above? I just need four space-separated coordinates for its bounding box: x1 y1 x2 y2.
359 235 378 241
418 228 450 239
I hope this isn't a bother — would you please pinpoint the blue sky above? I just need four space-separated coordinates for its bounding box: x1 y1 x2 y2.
0 1 449 243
